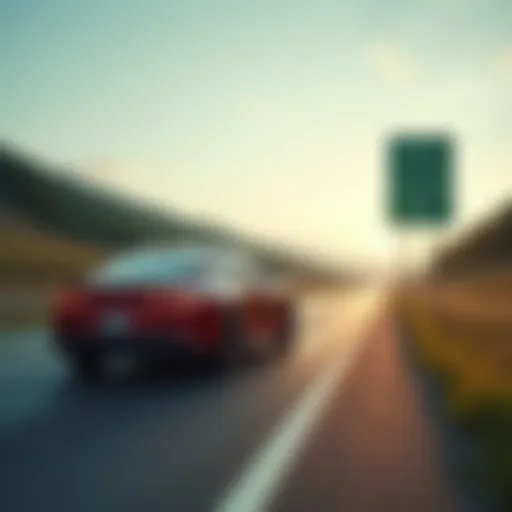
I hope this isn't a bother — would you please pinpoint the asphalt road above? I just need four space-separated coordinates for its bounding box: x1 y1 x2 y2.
0 287 462 512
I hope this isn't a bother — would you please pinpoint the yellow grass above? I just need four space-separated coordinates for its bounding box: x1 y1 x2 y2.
397 276 512 505
0 217 106 328
1 218 104 281
400 283 512 416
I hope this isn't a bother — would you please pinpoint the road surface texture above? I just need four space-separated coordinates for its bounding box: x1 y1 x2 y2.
0 288 462 512
272 314 463 512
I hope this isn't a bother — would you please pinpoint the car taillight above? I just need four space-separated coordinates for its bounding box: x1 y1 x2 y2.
194 304 222 346
152 291 201 313
56 290 88 318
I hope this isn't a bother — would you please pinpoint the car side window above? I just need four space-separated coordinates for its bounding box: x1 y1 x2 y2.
206 255 242 295
240 258 263 289
229 256 250 289
209 253 263 293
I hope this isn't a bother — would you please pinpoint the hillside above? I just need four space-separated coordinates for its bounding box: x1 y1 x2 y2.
0 145 347 286
0 147 240 250
0 209 105 288
433 201 512 277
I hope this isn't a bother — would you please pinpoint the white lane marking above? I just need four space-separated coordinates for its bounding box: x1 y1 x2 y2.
212 297 377 512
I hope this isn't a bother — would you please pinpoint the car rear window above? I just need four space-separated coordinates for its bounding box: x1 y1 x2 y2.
89 249 210 286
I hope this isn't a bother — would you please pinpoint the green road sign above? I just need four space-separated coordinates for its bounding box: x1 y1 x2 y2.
387 133 455 227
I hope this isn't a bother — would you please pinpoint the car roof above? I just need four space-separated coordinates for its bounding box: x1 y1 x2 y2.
113 243 253 266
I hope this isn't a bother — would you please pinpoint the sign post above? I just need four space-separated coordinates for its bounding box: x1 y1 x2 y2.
386 132 456 296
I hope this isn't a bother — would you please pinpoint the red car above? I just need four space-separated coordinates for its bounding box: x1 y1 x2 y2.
52 245 296 381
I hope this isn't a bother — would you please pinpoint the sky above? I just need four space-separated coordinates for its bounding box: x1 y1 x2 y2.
1 0 511 269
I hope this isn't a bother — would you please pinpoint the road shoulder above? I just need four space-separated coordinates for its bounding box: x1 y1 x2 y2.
272 313 463 512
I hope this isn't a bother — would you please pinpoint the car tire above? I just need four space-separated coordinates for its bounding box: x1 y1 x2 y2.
73 353 104 384
213 311 248 373
276 303 296 355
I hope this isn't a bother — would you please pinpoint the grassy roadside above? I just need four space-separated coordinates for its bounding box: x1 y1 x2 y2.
0 311 49 331
0 214 107 330
1 218 104 284
0 288 55 331
395 278 512 508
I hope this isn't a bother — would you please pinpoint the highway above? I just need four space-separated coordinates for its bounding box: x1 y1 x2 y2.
0 287 463 512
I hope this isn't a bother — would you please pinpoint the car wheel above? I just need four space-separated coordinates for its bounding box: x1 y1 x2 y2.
73 353 104 383
276 304 296 356
246 322 277 366
214 311 248 373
